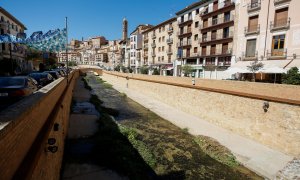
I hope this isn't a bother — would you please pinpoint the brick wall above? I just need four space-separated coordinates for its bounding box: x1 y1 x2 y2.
0 71 79 180
102 71 300 157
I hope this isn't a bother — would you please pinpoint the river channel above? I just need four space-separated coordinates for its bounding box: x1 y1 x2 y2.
62 73 263 180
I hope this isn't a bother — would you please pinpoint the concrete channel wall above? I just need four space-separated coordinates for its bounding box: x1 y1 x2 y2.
103 71 300 157
0 71 79 180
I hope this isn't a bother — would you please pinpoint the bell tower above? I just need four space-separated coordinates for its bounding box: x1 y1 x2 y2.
122 17 128 41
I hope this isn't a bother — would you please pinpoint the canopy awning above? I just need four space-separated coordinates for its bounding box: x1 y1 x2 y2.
224 67 250 74
285 59 300 70
258 67 287 74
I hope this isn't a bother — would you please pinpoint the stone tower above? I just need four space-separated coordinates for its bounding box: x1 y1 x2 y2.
122 17 128 41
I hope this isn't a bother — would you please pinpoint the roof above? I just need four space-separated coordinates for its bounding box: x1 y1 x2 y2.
142 17 177 34
0 7 27 30
175 0 211 15
130 24 153 35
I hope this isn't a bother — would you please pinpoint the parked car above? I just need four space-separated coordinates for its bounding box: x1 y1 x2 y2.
53 69 66 77
0 76 38 109
44 71 61 79
29 72 54 86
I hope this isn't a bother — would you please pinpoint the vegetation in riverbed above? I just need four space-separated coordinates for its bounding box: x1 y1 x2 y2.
194 136 239 167
83 74 263 180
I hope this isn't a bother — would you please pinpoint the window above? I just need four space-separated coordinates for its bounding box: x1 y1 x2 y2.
195 21 199 28
159 27 161 32
159 37 161 42
188 25 191 32
188 12 192 20
162 36 165 42
194 47 198 53
162 46 165 51
213 1 218 11
274 8 289 27
222 43 229 54
196 9 199 15
159 47 161 52
210 45 216 55
212 16 218 25
246 39 256 57
162 26 165 31
224 12 231 22
162 56 164 61
248 15 259 32
168 55 171 63
0 16 4 22
211 30 217 40
194 34 198 41
272 35 285 56
223 27 230 38
0 29 4 35
203 19 208 28
158 57 161 61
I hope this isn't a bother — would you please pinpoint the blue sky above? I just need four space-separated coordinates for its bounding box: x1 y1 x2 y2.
1 0 197 41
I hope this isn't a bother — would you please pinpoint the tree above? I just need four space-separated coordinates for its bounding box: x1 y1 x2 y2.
282 67 300 85
114 65 121 71
140 66 149 74
152 68 160 75
182 65 194 77
247 60 264 82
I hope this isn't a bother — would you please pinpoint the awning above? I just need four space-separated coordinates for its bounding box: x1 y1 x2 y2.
224 67 250 74
285 59 300 70
258 67 287 74
231 60 290 69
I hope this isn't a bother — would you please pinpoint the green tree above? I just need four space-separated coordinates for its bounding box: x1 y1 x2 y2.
182 65 194 77
152 68 160 75
114 65 121 71
282 67 300 85
140 66 149 74
247 60 264 82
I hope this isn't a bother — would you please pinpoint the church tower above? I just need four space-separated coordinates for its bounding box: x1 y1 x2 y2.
122 18 128 41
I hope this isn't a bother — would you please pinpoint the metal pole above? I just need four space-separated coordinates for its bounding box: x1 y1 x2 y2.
65 17 69 84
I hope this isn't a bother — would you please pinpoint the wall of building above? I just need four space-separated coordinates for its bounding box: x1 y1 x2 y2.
0 71 79 180
102 71 300 157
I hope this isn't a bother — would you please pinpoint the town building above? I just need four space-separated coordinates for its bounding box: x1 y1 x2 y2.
129 24 153 73
174 0 236 79
142 18 179 76
0 7 30 73
233 0 300 81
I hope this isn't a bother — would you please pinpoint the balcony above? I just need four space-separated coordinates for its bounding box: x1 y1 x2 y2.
244 24 260 36
177 40 192 48
166 38 173 44
143 53 148 58
152 33 156 39
202 48 232 57
200 1 235 19
199 31 233 46
166 50 173 55
178 17 193 27
242 51 258 61
151 43 156 48
177 29 192 37
274 0 291 5
168 27 174 33
199 15 234 33
191 52 201 57
270 18 290 32
151 52 156 57
247 0 261 12
267 49 287 60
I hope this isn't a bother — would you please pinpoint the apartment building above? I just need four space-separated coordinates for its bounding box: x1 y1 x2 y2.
57 51 81 64
129 24 153 73
0 7 29 72
234 0 300 80
142 18 178 76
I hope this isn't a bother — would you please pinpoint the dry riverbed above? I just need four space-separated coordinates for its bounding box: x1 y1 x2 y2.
65 73 263 180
